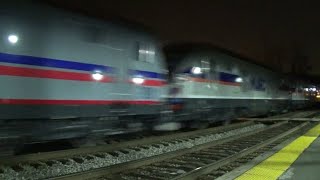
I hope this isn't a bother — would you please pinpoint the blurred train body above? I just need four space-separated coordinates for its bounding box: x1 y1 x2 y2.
0 1 167 141
0 1 316 148
166 47 314 125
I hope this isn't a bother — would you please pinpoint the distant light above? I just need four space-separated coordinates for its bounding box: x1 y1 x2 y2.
132 77 145 84
139 49 155 55
8 34 19 44
305 88 309 92
92 72 104 81
309 88 316 92
191 67 202 74
235 77 243 83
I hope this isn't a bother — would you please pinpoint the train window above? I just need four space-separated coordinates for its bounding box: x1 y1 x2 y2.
137 42 155 63
251 77 266 91
200 60 210 79
209 61 218 80
201 60 210 73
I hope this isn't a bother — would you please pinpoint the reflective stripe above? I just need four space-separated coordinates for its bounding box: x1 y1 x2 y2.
129 79 166 87
129 69 166 80
0 65 114 83
0 52 114 73
236 123 320 180
0 99 161 105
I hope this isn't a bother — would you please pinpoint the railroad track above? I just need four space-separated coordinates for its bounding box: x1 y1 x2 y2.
52 121 314 180
0 121 265 179
198 123 315 180
1 110 318 180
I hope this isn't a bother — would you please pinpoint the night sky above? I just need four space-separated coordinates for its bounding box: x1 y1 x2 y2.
47 0 320 79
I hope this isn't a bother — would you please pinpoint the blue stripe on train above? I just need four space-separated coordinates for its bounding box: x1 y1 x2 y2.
219 72 240 83
0 52 115 73
182 68 240 83
129 69 166 80
182 68 267 91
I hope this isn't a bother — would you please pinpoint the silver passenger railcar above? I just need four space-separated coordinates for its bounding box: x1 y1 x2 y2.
166 46 312 126
0 1 167 142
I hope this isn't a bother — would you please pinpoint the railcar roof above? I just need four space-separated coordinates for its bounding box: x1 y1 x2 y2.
164 43 272 71
1 0 155 37
164 43 316 84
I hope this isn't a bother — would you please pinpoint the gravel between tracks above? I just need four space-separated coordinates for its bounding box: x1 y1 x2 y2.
0 123 266 180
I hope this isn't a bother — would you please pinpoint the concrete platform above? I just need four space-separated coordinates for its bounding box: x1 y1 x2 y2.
279 137 320 180
219 123 320 180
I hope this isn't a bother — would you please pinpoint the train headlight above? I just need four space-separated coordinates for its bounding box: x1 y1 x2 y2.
235 77 243 83
92 72 104 81
8 34 19 44
191 67 202 74
132 77 145 85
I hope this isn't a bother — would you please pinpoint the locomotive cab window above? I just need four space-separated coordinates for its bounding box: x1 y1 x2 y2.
137 42 155 63
201 60 210 73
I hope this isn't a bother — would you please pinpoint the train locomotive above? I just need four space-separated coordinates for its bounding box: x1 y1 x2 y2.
0 1 167 142
0 1 316 148
165 45 313 127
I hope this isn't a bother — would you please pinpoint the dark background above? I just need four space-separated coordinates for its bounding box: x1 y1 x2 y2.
46 0 320 80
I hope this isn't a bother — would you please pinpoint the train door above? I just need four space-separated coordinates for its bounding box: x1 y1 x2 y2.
107 42 132 115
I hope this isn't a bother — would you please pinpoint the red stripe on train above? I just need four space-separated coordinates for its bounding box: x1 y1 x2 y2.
0 99 161 105
143 79 166 86
0 65 114 83
129 79 166 87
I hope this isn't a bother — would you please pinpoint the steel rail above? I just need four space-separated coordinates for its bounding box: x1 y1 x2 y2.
51 121 288 180
0 121 254 166
172 122 309 180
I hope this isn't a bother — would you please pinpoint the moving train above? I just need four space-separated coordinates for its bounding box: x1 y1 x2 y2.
0 1 315 146
165 45 314 127
0 1 167 142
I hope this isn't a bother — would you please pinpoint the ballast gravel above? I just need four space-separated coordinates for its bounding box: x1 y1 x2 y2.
0 124 266 180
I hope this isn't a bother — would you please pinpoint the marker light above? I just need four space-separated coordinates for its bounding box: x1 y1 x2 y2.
92 72 104 81
8 34 19 44
132 77 145 84
235 77 243 83
191 67 202 74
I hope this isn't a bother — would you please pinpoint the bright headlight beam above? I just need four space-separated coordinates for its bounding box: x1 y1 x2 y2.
132 77 145 84
235 77 243 83
8 34 19 44
191 67 202 74
92 72 104 81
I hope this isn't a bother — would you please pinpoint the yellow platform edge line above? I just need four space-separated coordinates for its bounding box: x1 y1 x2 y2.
235 123 320 180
